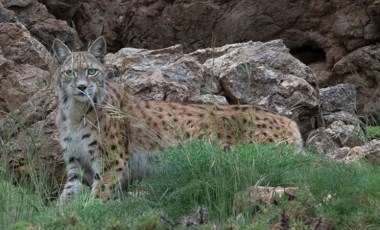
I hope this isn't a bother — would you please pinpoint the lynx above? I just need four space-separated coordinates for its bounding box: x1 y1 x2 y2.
53 37 303 203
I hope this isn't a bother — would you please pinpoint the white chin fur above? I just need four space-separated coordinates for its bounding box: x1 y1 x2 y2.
74 94 92 102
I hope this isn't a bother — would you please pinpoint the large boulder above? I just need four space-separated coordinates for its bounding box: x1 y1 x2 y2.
1 0 81 50
201 40 319 137
319 84 357 114
0 22 55 119
331 140 380 163
0 21 61 193
333 45 380 116
105 45 220 103
324 121 366 148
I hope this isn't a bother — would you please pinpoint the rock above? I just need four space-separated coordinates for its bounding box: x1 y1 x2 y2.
233 186 298 215
321 111 362 128
190 94 228 105
202 40 318 137
0 21 62 191
2 0 81 50
317 84 365 148
36 0 380 125
0 88 62 195
0 2 15 22
324 121 366 148
333 44 380 115
0 22 56 119
331 140 380 163
30 18 82 51
0 22 54 70
319 84 357 114
181 206 208 227
2 0 34 7
308 62 332 87
105 45 217 103
40 0 380 61
306 128 339 155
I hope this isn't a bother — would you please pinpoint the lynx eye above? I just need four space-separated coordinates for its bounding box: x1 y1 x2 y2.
87 68 98 76
65 70 75 77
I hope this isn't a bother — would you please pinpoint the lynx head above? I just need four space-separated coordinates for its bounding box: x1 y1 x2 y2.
53 37 107 103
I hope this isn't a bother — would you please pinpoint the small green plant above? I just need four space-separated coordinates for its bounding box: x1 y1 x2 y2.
366 126 380 140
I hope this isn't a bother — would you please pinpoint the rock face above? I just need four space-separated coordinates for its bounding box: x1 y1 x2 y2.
38 0 380 57
1 0 81 50
2 0 380 117
0 22 56 118
307 83 366 153
319 84 357 114
324 121 366 148
333 45 380 116
203 40 319 135
31 0 380 118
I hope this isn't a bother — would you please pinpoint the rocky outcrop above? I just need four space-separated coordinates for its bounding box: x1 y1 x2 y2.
319 84 357 114
31 0 380 118
324 121 366 148
307 83 368 154
0 22 56 119
0 21 59 188
1 0 81 50
330 140 380 163
3 0 380 116
333 45 380 116
37 0 380 57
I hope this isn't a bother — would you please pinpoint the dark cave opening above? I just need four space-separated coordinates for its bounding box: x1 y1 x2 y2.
290 46 326 65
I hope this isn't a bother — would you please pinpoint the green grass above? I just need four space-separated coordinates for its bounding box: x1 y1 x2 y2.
366 126 380 140
1 141 380 229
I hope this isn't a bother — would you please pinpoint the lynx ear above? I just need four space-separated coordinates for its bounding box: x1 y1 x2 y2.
52 39 72 63
88 36 107 63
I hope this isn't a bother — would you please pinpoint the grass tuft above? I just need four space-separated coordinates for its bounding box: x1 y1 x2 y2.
1 141 380 229
366 126 380 140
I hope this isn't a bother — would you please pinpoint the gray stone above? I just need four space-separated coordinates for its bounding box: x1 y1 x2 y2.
331 140 380 163
306 128 339 155
191 94 228 105
333 45 380 115
201 40 319 137
321 111 361 126
319 84 357 114
325 121 366 148
0 3 14 22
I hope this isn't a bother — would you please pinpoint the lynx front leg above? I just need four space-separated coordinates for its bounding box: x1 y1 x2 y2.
59 157 84 205
91 158 127 201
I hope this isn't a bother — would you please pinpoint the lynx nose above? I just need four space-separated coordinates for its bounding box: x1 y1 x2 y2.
77 84 87 91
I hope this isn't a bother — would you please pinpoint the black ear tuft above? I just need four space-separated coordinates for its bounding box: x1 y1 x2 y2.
52 39 72 63
88 36 107 63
